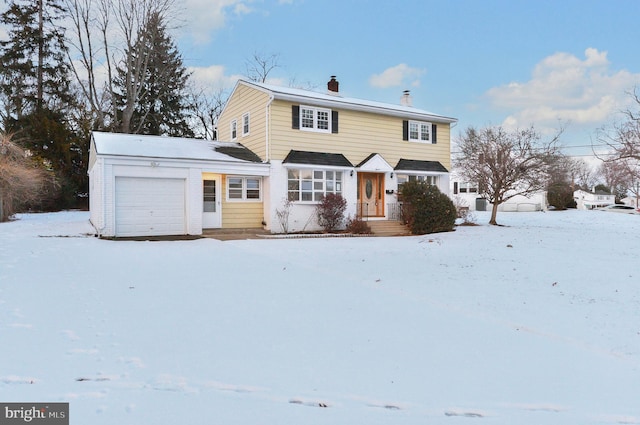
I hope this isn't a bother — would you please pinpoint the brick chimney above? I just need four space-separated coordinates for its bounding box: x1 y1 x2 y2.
327 76 339 93
400 90 413 106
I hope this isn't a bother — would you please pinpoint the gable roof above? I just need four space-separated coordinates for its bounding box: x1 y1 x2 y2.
91 131 263 163
283 150 353 167
395 159 449 173
235 79 457 124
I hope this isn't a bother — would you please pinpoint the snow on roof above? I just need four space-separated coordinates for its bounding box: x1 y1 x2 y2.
241 79 457 123
92 132 256 162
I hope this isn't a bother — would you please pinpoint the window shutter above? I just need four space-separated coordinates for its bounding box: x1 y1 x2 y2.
453 182 458 194
432 124 437 143
402 120 409 140
292 105 300 129
331 110 338 133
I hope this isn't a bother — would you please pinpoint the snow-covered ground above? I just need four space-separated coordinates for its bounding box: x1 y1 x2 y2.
1 209 639 424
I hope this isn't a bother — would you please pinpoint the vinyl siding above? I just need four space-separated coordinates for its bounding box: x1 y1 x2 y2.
269 100 452 170
221 175 264 228
218 84 270 160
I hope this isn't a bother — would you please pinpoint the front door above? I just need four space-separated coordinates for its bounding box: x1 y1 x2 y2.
202 177 221 228
358 173 384 217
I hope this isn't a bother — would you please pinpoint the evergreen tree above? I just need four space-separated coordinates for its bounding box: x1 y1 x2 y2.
114 12 193 137
0 0 86 209
0 0 72 121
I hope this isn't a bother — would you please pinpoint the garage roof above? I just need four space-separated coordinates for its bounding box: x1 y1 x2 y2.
92 131 262 163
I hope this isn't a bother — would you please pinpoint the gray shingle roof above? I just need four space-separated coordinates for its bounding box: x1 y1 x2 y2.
283 150 354 167
395 159 448 173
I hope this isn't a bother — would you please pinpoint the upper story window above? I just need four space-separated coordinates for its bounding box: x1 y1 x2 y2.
403 120 437 144
409 120 432 143
301 106 330 132
292 105 338 133
231 120 237 140
242 113 250 136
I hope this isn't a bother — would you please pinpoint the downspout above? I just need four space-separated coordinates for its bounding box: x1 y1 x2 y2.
265 93 274 162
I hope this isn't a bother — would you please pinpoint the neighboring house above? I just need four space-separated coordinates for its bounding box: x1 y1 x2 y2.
574 189 615 210
89 76 457 237
450 178 547 212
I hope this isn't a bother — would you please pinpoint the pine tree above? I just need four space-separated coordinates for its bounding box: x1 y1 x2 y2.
114 12 193 137
0 0 86 209
0 0 72 121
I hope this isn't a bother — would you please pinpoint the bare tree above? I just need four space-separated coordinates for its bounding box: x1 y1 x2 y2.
597 87 640 162
64 0 176 133
244 51 280 83
0 132 50 221
188 86 227 140
598 160 632 202
453 126 560 225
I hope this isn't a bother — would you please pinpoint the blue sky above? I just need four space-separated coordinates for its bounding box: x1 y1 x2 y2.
2 0 640 159
176 0 640 158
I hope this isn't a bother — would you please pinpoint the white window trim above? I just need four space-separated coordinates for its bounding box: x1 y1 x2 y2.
299 105 331 133
230 119 237 140
408 120 433 143
242 113 250 136
286 167 344 203
226 176 262 202
397 173 440 186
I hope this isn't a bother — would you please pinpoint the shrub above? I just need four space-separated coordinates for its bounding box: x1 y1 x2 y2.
547 182 576 210
400 181 457 234
345 215 371 234
316 193 347 232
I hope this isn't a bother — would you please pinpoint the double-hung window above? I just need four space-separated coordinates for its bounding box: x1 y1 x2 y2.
300 106 331 133
242 113 250 136
287 169 343 202
227 177 261 201
231 120 237 140
408 120 432 143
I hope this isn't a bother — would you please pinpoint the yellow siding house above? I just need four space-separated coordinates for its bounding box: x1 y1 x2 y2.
219 77 457 233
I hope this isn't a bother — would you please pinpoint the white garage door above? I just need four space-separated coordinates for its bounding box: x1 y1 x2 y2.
115 177 186 237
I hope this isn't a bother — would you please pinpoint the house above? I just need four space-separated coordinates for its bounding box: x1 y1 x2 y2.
88 77 457 237
574 189 615 210
450 176 547 212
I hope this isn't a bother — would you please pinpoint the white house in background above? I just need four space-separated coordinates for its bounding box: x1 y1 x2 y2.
573 189 615 210
88 132 269 237
450 178 547 212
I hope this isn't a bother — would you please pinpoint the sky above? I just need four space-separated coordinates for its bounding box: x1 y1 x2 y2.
2 0 640 160
171 0 640 159
2 210 639 424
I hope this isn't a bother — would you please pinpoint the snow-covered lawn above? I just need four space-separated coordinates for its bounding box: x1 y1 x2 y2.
1 210 639 424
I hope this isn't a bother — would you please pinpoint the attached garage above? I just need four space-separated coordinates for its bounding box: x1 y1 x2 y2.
88 131 269 238
115 177 186 237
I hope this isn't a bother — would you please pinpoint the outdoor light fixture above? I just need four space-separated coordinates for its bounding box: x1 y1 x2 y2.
350 170 354 177
390 172 394 179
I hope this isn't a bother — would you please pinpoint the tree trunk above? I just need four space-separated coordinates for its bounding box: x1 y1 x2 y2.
489 202 499 225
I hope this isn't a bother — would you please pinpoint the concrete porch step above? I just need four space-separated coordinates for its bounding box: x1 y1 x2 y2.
366 220 410 236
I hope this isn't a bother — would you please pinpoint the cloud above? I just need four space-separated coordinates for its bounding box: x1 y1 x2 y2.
369 64 425 89
179 0 254 44
188 65 244 93
486 48 640 131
